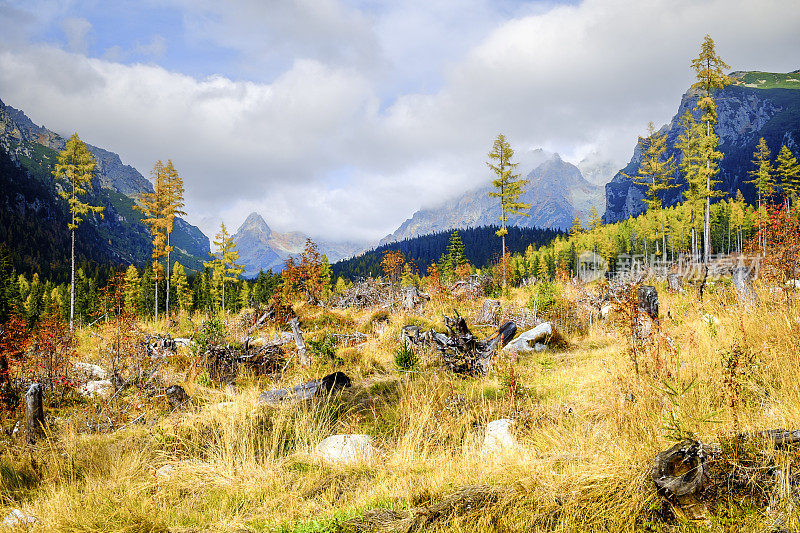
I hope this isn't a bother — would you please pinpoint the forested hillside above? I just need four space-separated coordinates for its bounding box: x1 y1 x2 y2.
333 225 562 280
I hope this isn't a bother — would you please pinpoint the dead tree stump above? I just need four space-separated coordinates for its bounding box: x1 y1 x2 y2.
732 267 758 308
652 440 707 520
476 299 501 325
25 383 44 440
289 318 310 366
637 285 659 320
667 274 683 293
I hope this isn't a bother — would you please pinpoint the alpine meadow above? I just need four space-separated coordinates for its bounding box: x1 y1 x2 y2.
2 2 800 532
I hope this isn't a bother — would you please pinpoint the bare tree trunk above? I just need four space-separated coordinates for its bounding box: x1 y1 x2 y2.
154 264 158 322
704 120 711 264
165 232 170 319
501 231 507 289
70 229 75 332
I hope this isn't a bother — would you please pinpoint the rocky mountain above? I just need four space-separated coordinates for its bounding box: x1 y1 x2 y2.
0 97 209 273
605 70 800 222
381 152 605 244
232 212 363 277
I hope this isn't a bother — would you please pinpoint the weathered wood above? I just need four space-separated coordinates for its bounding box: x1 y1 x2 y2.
732 266 758 308
289 318 310 366
165 385 190 409
259 371 351 406
637 285 659 320
476 299 501 325
25 383 45 440
651 439 707 520
667 273 683 293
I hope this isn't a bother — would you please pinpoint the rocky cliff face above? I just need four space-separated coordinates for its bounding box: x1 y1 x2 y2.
382 152 605 244
233 212 363 277
604 70 800 223
0 97 209 269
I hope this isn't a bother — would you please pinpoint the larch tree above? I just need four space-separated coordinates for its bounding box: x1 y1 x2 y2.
136 160 168 320
588 206 602 230
569 216 584 237
53 133 104 331
747 137 774 247
123 264 140 315
676 111 706 261
162 160 186 318
775 145 800 210
487 134 531 288
170 261 192 313
625 122 677 258
690 34 732 263
205 222 244 313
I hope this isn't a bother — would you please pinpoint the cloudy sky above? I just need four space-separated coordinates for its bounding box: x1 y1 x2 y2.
1 0 798 242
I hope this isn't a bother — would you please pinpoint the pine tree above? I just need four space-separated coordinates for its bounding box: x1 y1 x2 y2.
136 161 168 320
588 206 602 230
747 137 774 247
205 223 244 313
676 111 706 261
123 264 140 315
161 160 186 318
775 145 800 210
170 262 192 313
690 35 731 263
487 134 531 288
53 133 104 330
625 122 677 258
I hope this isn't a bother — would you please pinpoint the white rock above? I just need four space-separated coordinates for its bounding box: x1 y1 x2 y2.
504 323 554 354
534 342 548 352
785 279 800 289
3 509 37 527
155 464 174 479
173 337 192 347
74 362 107 380
315 434 377 465
81 380 113 398
600 304 612 319
483 419 518 454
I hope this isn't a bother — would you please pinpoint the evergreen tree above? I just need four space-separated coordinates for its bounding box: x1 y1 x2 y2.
747 137 774 247
487 134 530 288
136 161 168 320
162 160 186 318
53 133 104 330
205 223 244 313
625 122 677 257
775 145 800 210
170 262 192 313
238 280 250 310
123 265 140 315
588 206 602 230
569 217 584 237
690 35 731 263
676 111 706 260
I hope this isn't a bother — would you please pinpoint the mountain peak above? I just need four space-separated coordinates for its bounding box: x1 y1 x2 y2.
239 212 272 237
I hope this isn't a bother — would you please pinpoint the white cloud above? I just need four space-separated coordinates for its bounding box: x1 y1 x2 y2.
1 0 799 244
60 17 92 54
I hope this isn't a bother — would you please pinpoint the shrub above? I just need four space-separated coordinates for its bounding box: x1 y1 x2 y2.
393 343 418 371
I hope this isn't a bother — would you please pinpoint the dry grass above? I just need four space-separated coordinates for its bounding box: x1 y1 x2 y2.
2 282 799 531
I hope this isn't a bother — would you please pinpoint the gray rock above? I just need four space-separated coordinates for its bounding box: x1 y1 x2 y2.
81 380 113 398
315 434 377 465
483 419 518 454
504 322 554 354
74 362 107 380
3 509 37 527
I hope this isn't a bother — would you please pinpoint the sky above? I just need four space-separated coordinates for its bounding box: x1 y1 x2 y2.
1 0 799 243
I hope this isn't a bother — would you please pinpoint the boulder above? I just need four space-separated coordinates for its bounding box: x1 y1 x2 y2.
315 434 377 465
81 380 113 398
74 362 107 380
483 419 518 454
504 322 556 354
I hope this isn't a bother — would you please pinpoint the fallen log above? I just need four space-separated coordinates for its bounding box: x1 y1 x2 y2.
259 371 351 407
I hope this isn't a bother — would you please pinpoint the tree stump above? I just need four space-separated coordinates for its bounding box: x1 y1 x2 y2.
476 299 501 325
289 318 310 366
652 440 707 520
165 385 190 409
667 274 683 293
637 285 659 320
25 383 44 441
732 267 758 308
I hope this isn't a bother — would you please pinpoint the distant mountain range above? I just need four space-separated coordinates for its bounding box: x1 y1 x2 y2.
605 70 800 222
381 150 606 244
0 97 209 275
232 212 363 277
